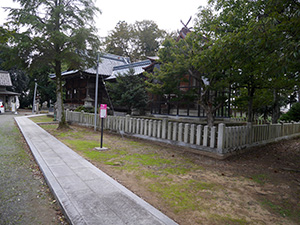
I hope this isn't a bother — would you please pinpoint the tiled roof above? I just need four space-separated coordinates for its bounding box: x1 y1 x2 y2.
50 53 130 79
0 71 12 87
85 53 130 76
107 60 151 80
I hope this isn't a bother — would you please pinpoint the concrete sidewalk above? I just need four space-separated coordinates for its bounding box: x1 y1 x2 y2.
15 116 177 225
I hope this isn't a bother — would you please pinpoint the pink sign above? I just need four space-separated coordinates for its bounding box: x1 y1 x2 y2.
100 104 107 118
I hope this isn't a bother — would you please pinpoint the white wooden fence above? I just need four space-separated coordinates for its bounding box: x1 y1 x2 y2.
65 110 300 157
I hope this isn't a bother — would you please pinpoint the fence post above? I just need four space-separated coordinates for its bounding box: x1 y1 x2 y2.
162 118 167 139
120 117 123 131
66 109 69 122
172 122 178 141
217 123 225 153
167 122 172 140
196 125 202 145
153 120 157 137
210 126 216 148
106 116 110 130
178 123 183 142
132 118 136 134
144 119 148 135
157 121 162 138
136 118 140 134
129 118 132 133
140 119 144 135
114 117 118 131
148 120 153 137
125 115 130 132
247 122 252 144
80 110 84 124
184 124 190 143
190 124 196 144
203 126 209 147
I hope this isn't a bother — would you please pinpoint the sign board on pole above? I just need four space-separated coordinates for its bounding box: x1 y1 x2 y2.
100 104 107 118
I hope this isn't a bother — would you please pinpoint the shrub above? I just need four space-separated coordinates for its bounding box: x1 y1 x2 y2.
280 102 300 122
74 106 94 113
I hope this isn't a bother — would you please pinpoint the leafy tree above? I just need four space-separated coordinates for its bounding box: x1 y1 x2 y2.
105 20 165 61
200 0 300 122
146 32 230 127
7 68 30 108
106 68 148 114
105 21 135 60
198 1 268 122
30 66 57 108
0 26 14 44
134 20 165 59
5 0 101 128
1 49 56 109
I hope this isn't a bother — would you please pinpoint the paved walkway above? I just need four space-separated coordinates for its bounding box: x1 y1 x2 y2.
15 116 177 225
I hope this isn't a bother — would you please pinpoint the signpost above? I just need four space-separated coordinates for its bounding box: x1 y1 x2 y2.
100 104 107 119
99 104 107 149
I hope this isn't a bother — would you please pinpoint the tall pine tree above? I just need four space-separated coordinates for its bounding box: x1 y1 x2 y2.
6 0 101 128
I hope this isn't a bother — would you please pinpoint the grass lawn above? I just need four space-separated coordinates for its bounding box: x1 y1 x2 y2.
29 115 55 123
30 115 300 225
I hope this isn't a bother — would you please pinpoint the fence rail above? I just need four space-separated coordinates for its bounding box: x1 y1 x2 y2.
65 110 300 157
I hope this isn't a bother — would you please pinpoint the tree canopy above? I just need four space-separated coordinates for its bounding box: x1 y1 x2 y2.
146 0 300 124
146 31 230 127
4 0 101 128
105 20 166 61
106 69 148 114
203 0 300 122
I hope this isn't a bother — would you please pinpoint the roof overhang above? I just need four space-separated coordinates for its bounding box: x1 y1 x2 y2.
0 90 20 96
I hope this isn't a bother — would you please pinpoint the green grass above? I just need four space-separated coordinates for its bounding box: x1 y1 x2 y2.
64 139 101 151
261 199 292 218
29 115 54 123
250 174 268 185
57 130 85 139
39 124 212 214
208 214 249 225
140 170 160 178
127 140 146 147
120 153 174 166
40 124 58 130
162 166 193 175
149 180 216 213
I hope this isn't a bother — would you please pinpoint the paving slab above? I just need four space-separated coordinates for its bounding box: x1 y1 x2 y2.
15 116 178 225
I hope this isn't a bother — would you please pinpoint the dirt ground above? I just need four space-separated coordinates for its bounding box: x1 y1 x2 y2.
41 123 300 225
100 137 300 225
0 114 68 224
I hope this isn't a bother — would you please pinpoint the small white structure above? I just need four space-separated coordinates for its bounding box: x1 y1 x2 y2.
0 71 20 112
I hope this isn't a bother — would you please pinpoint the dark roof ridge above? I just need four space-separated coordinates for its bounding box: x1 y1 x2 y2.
113 60 151 71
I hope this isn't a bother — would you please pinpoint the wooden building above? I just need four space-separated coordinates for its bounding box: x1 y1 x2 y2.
50 53 130 109
0 70 20 111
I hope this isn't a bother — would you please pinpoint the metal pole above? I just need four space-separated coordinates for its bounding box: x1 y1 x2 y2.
32 79 37 114
94 53 100 131
100 118 104 148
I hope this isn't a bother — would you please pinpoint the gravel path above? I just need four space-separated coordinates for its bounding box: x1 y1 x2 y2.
0 114 67 224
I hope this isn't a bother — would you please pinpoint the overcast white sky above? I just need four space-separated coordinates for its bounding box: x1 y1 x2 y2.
0 0 207 37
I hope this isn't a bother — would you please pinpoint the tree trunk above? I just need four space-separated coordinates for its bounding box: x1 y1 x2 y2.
206 106 215 128
247 87 255 123
272 89 280 124
55 60 68 129
200 91 216 128
53 1 68 129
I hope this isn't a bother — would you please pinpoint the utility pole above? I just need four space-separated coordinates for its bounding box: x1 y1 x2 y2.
32 79 37 114
94 53 100 131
